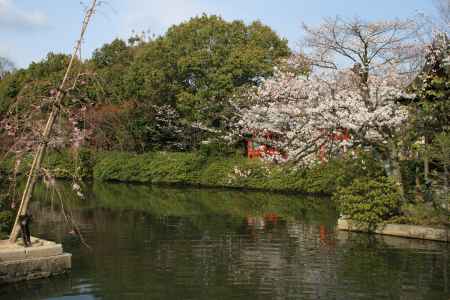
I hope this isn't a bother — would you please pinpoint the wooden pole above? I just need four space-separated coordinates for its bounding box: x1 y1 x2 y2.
9 0 98 243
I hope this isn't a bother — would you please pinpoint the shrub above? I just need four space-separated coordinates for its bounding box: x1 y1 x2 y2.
295 151 385 194
75 148 96 179
0 149 95 180
0 195 13 238
92 149 387 195
0 210 13 238
198 140 240 158
389 203 447 227
93 151 206 184
333 177 402 230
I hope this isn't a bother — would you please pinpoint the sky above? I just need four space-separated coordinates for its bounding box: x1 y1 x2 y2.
0 0 439 68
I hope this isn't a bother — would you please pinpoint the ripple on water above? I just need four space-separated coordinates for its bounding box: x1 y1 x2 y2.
1 184 449 300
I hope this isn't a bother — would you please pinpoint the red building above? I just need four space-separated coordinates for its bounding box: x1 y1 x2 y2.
243 131 287 160
319 128 351 161
245 128 351 162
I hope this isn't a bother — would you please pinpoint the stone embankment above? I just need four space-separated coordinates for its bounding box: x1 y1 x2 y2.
338 218 450 242
0 237 71 284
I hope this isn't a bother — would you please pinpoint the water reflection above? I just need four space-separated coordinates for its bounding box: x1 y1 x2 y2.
0 182 448 300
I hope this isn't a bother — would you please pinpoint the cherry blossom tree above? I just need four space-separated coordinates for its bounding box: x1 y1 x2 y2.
234 64 413 162
302 16 425 74
231 17 430 195
432 0 449 33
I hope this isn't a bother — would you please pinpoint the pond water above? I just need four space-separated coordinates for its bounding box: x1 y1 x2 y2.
0 182 449 299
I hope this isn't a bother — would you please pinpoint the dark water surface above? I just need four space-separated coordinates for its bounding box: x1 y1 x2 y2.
1 182 449 300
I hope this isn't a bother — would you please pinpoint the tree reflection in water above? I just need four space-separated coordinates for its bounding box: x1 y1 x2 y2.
0 182 448 300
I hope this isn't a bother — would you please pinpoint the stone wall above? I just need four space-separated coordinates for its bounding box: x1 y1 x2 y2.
0 237 71 285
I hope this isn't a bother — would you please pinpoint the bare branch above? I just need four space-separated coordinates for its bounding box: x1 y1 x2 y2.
302 16 427 78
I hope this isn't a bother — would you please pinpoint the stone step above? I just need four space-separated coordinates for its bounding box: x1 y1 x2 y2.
0 237 63 262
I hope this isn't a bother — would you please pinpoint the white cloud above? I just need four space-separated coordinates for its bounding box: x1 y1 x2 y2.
0 0 48 30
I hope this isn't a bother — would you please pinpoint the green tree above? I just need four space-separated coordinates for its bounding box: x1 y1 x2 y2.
127 15 290 126
0 53 76 115
0 16 290 152
428 133 450 218
91 39 134 104
408 33 449 194
413 34 450 137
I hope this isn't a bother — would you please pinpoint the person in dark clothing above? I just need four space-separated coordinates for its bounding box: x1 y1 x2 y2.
19 214 32 247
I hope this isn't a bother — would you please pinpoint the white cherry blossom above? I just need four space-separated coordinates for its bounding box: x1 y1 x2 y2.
233 63 413 166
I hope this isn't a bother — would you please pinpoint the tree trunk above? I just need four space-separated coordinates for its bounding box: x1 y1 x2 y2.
415 151 423 202
443 161 449 213
389 143 405 199
424 135 431 182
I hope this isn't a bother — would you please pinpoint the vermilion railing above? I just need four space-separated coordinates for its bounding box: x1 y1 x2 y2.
245 128 350 161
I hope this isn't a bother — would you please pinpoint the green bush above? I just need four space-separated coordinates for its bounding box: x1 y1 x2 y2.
92 150 388 195
198 140 240 158
333 177 402 230
0 195 13 238
0 210 13 238
1 146 387 195
94 151 206 184
389 203 447 227
75 148 96 179
0 149 95 181
93 151 330 193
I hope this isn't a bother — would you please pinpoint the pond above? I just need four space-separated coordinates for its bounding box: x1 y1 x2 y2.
0 182 449 299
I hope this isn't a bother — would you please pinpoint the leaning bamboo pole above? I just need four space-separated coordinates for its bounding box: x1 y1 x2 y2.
9 0 98 243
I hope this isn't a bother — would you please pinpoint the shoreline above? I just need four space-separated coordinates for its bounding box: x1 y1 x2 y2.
337 218 450 243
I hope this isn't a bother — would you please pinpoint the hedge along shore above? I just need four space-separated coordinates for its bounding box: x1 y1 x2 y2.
0 150 365 195
91 151 366 195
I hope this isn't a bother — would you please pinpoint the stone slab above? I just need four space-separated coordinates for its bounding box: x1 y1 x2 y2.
336 230 445 250
0 237 71 284
0 253 71 285
0 237 62 262
338 218 450 242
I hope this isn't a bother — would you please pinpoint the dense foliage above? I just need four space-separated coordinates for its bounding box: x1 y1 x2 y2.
411 33 450 137
333 177 402 230
0 201 13 238
127 15 290 125
0 15 290 153
0 179 13 238
0 14 448 232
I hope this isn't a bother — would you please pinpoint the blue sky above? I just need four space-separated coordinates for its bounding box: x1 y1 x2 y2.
0 0 438 68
